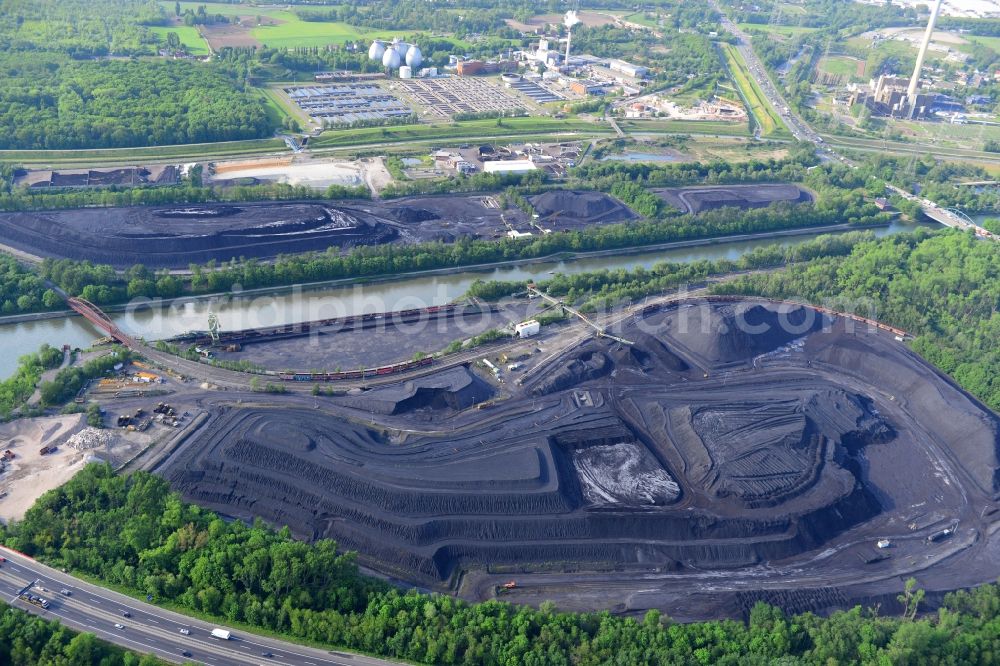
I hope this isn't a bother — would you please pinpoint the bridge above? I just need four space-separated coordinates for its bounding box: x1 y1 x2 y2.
528 285 633 345
66 297 140 350
884 184 998 240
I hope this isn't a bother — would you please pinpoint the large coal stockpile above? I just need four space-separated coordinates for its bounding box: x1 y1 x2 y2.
160 299 1000 591
530 190 636 227
653 184 812 214
0 203 398 268
656 302 826 367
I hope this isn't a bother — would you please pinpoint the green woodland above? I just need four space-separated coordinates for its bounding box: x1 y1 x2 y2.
5 464 1000 665
0 601 163 666
0 57 273 149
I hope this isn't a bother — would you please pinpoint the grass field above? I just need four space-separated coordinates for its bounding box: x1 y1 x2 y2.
252 21 414 49
310 118 607 149
618 119 751 137
149 26 210 55
817 55 862 78
968 35 1000 52
623 12 662 29
160 1 428 49
0 138 288 168
737 23 818 38
720 44 788 138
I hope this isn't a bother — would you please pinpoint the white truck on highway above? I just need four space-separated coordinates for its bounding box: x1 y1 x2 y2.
211 628 232 640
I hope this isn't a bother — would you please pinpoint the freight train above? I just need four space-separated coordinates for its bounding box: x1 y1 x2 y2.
646 296 910 338
179 304 475 346
276 356 434 382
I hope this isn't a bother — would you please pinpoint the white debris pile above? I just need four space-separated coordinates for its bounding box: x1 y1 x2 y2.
66 428 117 451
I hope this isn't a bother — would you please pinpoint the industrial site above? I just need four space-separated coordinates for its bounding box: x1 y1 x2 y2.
80 294 994 621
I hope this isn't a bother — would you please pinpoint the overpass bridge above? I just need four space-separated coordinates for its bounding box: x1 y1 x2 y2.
528 285 633 345
66 297 140 350
884 184 998 240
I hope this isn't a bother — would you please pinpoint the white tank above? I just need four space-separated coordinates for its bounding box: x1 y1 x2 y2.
382 48 401 69
368 40 386 61
393 41 410 58
399 66 412 79
405 45 423 69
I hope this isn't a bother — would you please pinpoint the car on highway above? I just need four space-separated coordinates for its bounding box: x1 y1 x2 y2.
121 611 131 618
59 589 71 596
179 628 191 635
114 623 124 630
181 651 192 658
261 652 273 658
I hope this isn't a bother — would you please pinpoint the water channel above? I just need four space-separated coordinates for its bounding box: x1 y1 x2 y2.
0 220 931 378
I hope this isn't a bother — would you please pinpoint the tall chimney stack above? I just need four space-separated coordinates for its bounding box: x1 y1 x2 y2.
907 0 944 98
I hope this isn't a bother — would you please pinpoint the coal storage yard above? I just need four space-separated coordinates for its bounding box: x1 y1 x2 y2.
0 190 639 268
653 183 812 214
155 300 1000 618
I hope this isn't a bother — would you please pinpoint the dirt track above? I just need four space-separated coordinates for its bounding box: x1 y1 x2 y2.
153 299 1000 617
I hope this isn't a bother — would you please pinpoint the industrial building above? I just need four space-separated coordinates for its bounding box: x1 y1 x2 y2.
849 0 952 119
284 84 414 126
393 78 525 119
483 160 537 174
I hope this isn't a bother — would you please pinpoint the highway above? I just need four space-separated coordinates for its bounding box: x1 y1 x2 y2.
0 546 403 666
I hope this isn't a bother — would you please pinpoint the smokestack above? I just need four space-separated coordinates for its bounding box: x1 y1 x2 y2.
907 0 944 98
563 11 580 67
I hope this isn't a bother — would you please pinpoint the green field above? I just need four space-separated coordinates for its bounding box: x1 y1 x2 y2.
618 119 751 137
818 55 862 78
149 25 210 55
0 138 288 167
252 21 413 49
162 2 293 20
738 23 818 38
968 35 1000 52
160 2 427 49
310 117 608 149
720 44 788 138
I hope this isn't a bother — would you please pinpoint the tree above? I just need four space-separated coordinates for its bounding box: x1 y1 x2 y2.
174 1 181 16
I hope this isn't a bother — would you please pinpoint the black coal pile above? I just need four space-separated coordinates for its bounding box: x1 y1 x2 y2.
530 190 636 225
662 303 825 365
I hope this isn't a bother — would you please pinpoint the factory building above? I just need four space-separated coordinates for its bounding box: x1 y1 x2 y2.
483 160 537 174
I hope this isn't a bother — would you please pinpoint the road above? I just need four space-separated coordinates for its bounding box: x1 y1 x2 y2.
712 1 998 240
0 546 404 666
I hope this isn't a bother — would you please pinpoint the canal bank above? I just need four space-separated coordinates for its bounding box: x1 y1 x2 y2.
0 220 931 378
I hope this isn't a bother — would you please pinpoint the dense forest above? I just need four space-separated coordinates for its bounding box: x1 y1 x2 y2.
0 253 58 315
5 463 1000 665
0 56 274 149
0 0 164 57
0 601 163 665
715 230 1000 411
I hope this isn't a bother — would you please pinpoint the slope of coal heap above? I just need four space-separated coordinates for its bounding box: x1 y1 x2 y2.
669 388 892 508
662 303 825 366
532 351 612 395
341 366 493 416
0 203 398 268
530 190 635 224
